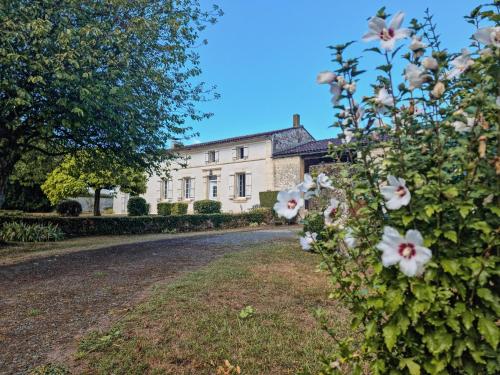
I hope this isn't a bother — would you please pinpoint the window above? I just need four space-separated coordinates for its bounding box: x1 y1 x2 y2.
165 179 173 199
208 175 217 199
182 177 195 199
206 150 218 163
235 146 248 160
236 173 246 198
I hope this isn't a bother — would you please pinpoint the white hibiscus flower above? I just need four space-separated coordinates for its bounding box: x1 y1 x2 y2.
404 63 427 90
317 173 333 189
330 83 343 105
298 174 318 199
422 56 438 70
324 198 342 226
473 26 500 48
409 35 427 51
300 231 317 251
344 228 357 249
380 175 411 210
342 129 354 144
273 190 304 219
374 87 394 113
452 116 475 133
446 49 474 80
376 226 432 277
317 71 337 84
362 11 411 51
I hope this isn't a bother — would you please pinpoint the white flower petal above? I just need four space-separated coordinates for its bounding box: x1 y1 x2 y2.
389 11 405 31
386 197 403 210
381 249 401 266
414 246 432 264
368 17 386 33
380 185 397 199
399 258 418 277
387 175 399 186
405 229 423 246
362 30 380 41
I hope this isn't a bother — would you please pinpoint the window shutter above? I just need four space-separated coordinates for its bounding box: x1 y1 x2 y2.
228 174 234 198
231 148 236 160
215 150 219 162
203 176 208 199
160 180 165 200
178 178 183 199
245 173 252 198
167 180 173 199
190 178 195 199
205 152 209 164
243 146 249 159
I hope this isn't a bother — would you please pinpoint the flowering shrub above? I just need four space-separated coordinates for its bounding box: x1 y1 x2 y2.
275 4 498 374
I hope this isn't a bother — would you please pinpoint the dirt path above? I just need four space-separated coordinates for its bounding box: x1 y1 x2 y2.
0 228 296 374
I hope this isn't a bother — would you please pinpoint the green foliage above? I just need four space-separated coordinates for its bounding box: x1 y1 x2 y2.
56 200 82 217
3 182 53 212
297 4 500 374
259 191 280 208
249 207 276 224
77 328 122 359
193 199 221 214
302 213 325 239
41 152 147 209
127 197 149 217
0 222 64 242
238 305 256 319
0 212 274 238
171 202 188 215
157 202 174 216
0 0 221 208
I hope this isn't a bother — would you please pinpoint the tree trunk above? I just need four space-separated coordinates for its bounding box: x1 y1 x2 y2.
93 188 101 216
0 154 19 209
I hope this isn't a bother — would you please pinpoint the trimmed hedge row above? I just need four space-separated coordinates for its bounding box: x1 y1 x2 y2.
259 191 279 208
193 200 221 214
0 211 273 238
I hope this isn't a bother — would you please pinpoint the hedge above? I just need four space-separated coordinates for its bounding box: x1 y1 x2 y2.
171 202 188 215
193 200 221 214
0 211 273 238
259 191 279 208
127 196 149 216
157 202 173 216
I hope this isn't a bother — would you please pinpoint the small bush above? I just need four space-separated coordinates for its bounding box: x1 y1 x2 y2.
157 202 174 216
127 196 149 216
193 200 221 214
56 200 82 217
29 363 69 375
303 212 325 238
249 207 274 223
259 191 279 208
0 222 64 242
171 202 188 215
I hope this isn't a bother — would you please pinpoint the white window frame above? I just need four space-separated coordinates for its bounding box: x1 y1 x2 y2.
206 150 219 164
236 173 246 198
165 179 173 200
182 177 195 200
234 146 248 160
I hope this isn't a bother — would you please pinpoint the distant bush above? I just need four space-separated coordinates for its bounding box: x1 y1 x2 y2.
0 222 64 242
157 202 174 216
171 202 188 215
56 200 82 217
259 191 279 208
127 197 149 216
3 182 53 212
0 212 275 237
193 200 221 214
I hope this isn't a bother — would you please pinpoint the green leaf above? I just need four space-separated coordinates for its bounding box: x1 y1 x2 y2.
469 221 492 235
477 288 495 303
462 310 475 330
443 230 457 243
402 215 414 226
383 323 399 351
400 358 421 375
238 305 255 319
441 259 460 275
423 328 453 355
477 317 499 349
365 320 377 338
386 289 404 313
443 186 459 199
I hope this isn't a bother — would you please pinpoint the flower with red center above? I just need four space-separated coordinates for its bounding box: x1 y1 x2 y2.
273 190 304 220
376 226 432 277
380 175 411 210
362 11 411 51
324 198 343 226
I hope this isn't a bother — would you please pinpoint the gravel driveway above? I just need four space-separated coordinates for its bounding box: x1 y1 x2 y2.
0 228 296 374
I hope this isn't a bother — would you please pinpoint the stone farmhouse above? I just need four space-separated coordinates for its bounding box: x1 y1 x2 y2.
113 114 343 214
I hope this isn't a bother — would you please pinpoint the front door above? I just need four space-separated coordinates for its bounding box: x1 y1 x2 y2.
208 175 218 200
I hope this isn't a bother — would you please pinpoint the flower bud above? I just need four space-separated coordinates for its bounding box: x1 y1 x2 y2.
422 57 438 70
347 82 356 94
478 136 487 158
431 82 445 98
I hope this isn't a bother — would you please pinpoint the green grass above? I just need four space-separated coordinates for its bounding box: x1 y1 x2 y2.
75 240 350 374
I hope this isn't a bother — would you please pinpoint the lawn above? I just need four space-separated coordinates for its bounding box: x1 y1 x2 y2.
73 240 349 374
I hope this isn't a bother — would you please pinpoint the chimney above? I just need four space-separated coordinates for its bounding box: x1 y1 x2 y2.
293 113 300 128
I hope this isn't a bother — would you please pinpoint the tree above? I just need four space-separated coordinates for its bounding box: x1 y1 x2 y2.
42 151 147 216
0 0 221 207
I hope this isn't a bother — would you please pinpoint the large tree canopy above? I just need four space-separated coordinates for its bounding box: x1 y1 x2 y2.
42 151 147 216
0 0 221 207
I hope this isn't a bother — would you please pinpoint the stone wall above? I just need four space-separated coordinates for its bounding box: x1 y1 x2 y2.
272 156 303 191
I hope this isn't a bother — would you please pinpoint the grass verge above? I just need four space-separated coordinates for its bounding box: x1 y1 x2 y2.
74 239 349 374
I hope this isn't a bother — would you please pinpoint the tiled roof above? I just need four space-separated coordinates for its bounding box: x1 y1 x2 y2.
273 138 341 157
179 126 312 150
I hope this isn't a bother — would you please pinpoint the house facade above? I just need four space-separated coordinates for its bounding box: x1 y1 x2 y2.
113 115 341 214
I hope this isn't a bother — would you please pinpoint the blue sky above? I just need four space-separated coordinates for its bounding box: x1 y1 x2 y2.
186 0 481 144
